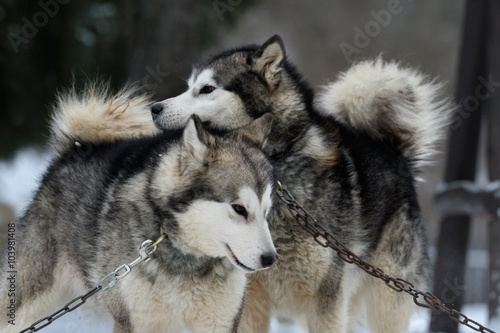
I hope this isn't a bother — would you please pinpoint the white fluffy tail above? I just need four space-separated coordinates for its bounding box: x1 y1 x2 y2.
50 83 161 154
315 59 454 174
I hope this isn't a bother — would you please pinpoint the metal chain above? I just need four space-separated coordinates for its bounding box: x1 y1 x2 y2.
20 235 167 333
276 181 496 333
19 286 102 333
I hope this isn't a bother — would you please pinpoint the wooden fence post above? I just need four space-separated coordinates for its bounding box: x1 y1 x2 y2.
430 1 487 332
486 0 500 323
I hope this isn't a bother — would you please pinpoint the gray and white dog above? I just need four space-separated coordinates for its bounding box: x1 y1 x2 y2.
0 86 278 333
15 35 453 332
148 36 453 332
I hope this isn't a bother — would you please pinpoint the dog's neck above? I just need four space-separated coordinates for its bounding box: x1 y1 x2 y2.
264 113 313 158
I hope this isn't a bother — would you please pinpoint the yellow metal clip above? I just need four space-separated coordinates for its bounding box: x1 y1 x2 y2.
151 233 168 248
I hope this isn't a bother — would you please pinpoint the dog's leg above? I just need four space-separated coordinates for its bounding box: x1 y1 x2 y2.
304 263 365 333
0 212 80 333
362 213 426 333
304 295 350 333
238 275 272 333
364 277 414 333
346 273 414 332
189 300 245 333
113 320 134 333
0 255 78 332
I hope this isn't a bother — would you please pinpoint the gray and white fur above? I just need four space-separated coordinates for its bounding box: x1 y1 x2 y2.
148 35 453 332
0 87 278 333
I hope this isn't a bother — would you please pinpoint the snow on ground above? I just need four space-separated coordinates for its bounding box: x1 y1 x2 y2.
0 148 52 215
1 148 498 332
5 303 494 333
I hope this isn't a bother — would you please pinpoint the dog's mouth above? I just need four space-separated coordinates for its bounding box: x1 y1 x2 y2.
155 118 212 132
225 244 255 272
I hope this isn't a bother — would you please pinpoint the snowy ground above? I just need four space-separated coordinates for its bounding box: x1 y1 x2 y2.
1 148 498 333
9 304 491 333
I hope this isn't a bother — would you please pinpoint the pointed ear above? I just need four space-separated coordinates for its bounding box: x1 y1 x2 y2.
252 35 286 86
179 114 210 175
237 113 274 149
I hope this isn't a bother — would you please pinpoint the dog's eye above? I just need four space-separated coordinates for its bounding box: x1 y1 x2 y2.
199 85 216 94
232 204 248 218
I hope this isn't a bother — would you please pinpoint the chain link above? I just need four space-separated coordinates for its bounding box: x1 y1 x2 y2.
19 286 102 333
276 181 496 333
20 235 167 332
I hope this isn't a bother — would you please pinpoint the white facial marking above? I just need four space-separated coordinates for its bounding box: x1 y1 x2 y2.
234 185 273 221
174 183 276 271
153 69 252 130
191 69 217 95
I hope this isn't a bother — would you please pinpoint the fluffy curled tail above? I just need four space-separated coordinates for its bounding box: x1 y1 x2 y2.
315 58 454 175
50 82 161 154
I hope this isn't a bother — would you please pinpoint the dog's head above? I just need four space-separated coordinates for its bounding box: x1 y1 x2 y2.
151 114 277 271
151 35 300 132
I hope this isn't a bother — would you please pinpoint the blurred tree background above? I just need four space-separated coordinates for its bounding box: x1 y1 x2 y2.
0 0 463 160
0 0 256 158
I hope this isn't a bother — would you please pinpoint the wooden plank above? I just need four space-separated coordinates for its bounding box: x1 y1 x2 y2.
435 181 500 216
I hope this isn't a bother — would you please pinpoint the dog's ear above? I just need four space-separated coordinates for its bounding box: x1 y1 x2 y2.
238 113 274 149
179 114 213 175
252 35 286 87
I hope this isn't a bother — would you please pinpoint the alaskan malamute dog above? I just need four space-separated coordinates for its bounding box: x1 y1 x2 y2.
148 36 453 332
21 35 453 332
0 86 278 333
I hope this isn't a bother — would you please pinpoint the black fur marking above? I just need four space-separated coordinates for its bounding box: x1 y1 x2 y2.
317 259 343 315
109 298 133 333
197 45 260 73
226 71 272 119
231 292 246 333
166 182 223 214
236 144 274 201
145 169 180 237
151 236 225 278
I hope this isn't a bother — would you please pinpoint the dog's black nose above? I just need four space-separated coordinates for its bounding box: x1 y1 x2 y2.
151 103 164 120
260 252 278 268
